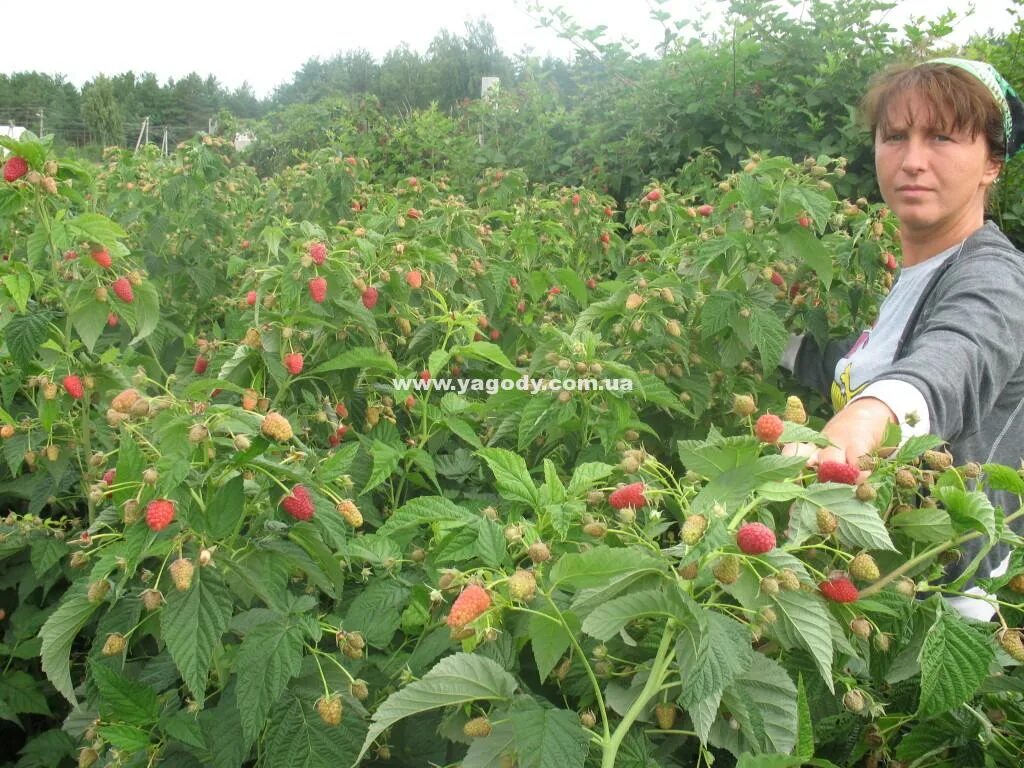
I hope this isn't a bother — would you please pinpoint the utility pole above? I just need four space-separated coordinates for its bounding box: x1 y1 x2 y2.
161 127 168 156
134 116 149 152
36 108 44 137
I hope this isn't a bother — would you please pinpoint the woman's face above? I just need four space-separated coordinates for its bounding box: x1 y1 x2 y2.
875 90 1001 241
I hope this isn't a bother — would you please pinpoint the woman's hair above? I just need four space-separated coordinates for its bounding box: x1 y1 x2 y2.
859 62 1006 163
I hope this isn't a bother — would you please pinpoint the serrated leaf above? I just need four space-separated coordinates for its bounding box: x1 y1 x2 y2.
582 589 691 641
478 447 540 508
378 496 476 536
361 439 403 494
66 212 127 245
548 547 666 592
917 608 993 717
312 346 397 374
455 340 517 370
529 605 580 682
343 579 409 648
89 661 160 726
29 536 68 579
749 305 788 371
236 617 305 745
982 463 1024 495
895 434 946 463
95 723 152 753
509 696 589 768
566 462 614 497
677 436 762 479
779 223 832 287
891 507 954 544
790 485 896 551
39 581 99 704
5 312 52 368
691 454 808 514
315 442 359 483
70 294 109 352
127 280 160 343
197 475 245 540
355 653 517 763
714 656 799 756
262 689 365 768
795 674 814 760
770 591 835 693
676 612 753 718
932 486 996 541
161 566 234 700
0 670 51 716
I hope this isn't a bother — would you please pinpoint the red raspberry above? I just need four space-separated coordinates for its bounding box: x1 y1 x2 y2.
107 313 119 327
308 276 327 304
145 499 176 531
90 249 112 269
3 156 28 182
283 352 304 376
405 270 423 289
819 575 859 603
817 461 860 485
308 242 327 265
407 207 422 219
736 522 776 554
446 584 492 628
62 374 85 400
193 356 208 374
609 482 646 509
111 277 134 303
102 469 116 485
770 270 785 288
645 189 662 202
361 286 379 309
754 413 784 443
245 290 257 306
420 370 431 382
281 484 315 521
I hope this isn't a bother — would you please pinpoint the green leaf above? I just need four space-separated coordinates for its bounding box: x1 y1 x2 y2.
66 212 127 246
355 653 517 763
932 486 996 541
713 655 799 756
676 612 753 718
127 280 160 343
548 547 666 592
361 440 403 494
262 689 366 768
677 436 761 479
894 434 946 463
5 312 52 368
95 723 152 753
529 605 580 682
917 608 993 717
566 462 615 497
748 305 788 371
342 579 409 648
582 589 692 641
378 496 475 536
542 459 567 505
508 696 589 768
795 674 814 761
455 340 517 371
478 447 540 508
29 536 68 579
0 670 51 716
770 591 835 693
70 294 109 352
236 617 305 745
312 346 397 374
161 566 234 701
779 228 832 287
790 485 896 551
2 268 32 313
982 463 1024 495
891 507 954 544
315 442 360 483
197 475 245 540
89 661 160 726
39 581 99 704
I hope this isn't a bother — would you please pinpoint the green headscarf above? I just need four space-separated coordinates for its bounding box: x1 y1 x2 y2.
925 57 1024 160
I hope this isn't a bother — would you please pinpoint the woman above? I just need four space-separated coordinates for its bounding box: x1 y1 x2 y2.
781 58 1024 619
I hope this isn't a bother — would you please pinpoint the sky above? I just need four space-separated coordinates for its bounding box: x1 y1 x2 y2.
0 0 1016 99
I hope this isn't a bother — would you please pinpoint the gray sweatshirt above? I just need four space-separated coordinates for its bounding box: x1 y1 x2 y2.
793 220 1024 581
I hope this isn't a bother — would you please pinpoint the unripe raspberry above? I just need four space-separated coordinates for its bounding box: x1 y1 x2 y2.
895 577 916 598
102 632 127 656
504 524 523 543
620 455 641 474
261 411 293 442
199 548 214 567
336 499 362 527
1007 574 1024 594
580 710 597 729
713 555 740 584
624 293 644 311
316 694 343 726
508 569 537 602
894 468 917 489
141 589 164 611
87 580 110 604
528 541 551 563
654 703 677 730
783 395 807 425
962 461 982 479
843 689 866 713
760 576 780 596
188 423 209 443
78 748 99 768
677 562 699 580
999 629 1024 662
350 679 369 700
922 450 953 471
732 394 757 416
849 553 880 581
855 483 877 502
816 508 838 535
463 717 492 738
850 618 872 639
778 569 801 591
111 388 141 414
122 499 141 525
583 521 607 538
169 558 194 591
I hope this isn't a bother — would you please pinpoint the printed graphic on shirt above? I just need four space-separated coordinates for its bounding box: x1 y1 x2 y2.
831 331 871 410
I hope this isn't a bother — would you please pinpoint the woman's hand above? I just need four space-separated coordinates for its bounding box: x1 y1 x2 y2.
782 397 897 477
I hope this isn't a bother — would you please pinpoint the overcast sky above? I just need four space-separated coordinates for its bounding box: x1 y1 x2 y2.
0 0 1013 99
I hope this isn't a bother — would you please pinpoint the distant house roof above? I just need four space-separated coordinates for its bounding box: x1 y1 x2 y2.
0 125 27 140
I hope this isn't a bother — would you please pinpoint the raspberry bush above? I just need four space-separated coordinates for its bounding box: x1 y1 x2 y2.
0 127 1022 768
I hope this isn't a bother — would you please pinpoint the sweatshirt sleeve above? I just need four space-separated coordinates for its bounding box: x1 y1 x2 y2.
879 253 1024 441
791 334 860 401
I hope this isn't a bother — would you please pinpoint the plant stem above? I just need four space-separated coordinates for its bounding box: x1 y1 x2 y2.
601 622 676 768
